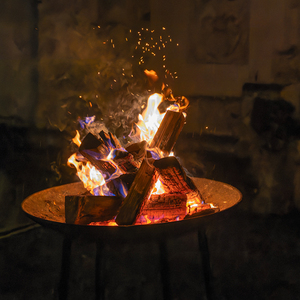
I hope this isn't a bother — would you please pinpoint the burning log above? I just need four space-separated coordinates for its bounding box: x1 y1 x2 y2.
79 150 117 180
126 140 148 162
115 158 157 225
99 130 116 150
65 194 122 225
176 96 189 112
79 132 109 159
110 150 139 173
149 110 185 155
184 206 220 219
108 131 122 149
153 156 202 199
140 193 187 222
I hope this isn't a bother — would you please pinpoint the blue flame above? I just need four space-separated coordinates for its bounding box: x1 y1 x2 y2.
79 115 96 128
93 185 115 196
148 150 161 160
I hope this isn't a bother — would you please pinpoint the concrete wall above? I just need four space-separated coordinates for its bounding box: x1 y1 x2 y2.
0 0 38 125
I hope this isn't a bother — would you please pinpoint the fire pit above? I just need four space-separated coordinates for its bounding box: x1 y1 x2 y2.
22 178 241 238
22 178 241 300
21 76 243 299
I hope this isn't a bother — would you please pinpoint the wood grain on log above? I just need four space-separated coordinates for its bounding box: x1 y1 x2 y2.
126 140 147 162
141 193 187 221
149 111 185 155
65 195 122 225
153 157 202 200
79 150 117 180
111 150 139 173
115 159 157 225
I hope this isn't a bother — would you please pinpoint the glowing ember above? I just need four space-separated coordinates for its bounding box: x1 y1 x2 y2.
108 221 118 226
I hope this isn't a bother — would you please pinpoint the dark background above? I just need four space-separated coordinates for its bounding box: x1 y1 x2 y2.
1 0 300 299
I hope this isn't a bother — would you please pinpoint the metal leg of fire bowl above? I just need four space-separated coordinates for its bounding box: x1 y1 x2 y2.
58 236 73 300
159 240 171 300
198 230 214 300
95 240 105 300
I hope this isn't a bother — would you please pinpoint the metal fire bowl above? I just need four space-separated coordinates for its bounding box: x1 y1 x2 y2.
22 178 242 242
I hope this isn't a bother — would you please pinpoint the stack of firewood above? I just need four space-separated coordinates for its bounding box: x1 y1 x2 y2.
66 106 208 226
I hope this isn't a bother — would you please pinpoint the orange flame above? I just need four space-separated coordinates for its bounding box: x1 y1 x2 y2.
108 221 118 226
72 130 81 147
136 93 165 144
67 153 106 195
186 192 204 214
143 215 152 224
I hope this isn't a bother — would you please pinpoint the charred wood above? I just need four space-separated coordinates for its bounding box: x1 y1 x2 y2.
65 195 122 225
79 132 103 151
79 150 117 180
126 140 148 162
109 132 122 149
99 130 116 152
184 207 220 219
79 133 108 159
111 150 139 173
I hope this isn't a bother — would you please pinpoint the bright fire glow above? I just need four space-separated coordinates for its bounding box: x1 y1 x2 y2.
108 221 118 226
151 178 165 195
72 130 81 147
67 153 106 195
67 88 207 225
143 215 151 224
186 193 204 214
136 93 165 144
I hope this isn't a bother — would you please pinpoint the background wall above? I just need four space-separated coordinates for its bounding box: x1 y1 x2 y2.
1 0 300 299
